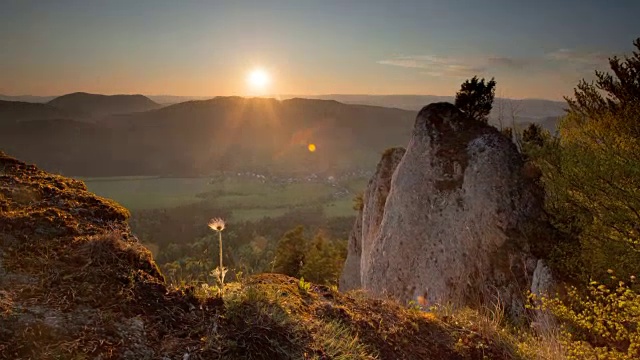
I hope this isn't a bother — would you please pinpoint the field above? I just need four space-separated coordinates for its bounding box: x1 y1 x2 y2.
80 176 368 221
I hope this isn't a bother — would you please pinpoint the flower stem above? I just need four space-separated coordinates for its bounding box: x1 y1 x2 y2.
218 230 223 287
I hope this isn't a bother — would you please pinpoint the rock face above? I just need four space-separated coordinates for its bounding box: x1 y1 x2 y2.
360 148 406 286
342 103 550 315
530 259 554 297
0 153 196 359
338 211 363 290
529 259 556 332
339 147 406 291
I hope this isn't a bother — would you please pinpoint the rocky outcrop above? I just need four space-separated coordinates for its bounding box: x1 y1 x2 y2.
339 147 405 291
530 259 554 297
529 259 557 333
339 213 363 290
0 153 187 359
360 148 406 286
342 103 552 316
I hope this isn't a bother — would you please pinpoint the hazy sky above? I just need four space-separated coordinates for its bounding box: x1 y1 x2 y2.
1 0 638 100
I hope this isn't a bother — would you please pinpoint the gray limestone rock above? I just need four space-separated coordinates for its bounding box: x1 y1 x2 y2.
339 147 405 291
342 103 551 317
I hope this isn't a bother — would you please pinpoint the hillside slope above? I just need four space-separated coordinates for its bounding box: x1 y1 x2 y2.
309 95 566 129
0 100 75 124
1 97 415 176
47 92 162 119
0 153 521 359
0 95 57 103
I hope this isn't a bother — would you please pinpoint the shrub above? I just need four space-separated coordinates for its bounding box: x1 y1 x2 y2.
537 275 640 359
529 37 640 282
272 226 307 277
455 76 497 123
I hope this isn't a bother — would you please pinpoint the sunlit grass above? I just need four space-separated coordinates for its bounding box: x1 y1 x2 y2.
323 200 356 217
81 177 213 209
79 176 363 221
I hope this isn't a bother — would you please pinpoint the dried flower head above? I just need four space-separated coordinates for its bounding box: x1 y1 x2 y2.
208 218 225 232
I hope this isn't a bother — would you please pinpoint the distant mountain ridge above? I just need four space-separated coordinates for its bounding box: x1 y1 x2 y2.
3 92 567 117
0 93 567 176
305 95 566 126
147 94 567 131
0 93 566 176
0 94 57 103
0 100 74 124
1 97 415 176
47 92 162 119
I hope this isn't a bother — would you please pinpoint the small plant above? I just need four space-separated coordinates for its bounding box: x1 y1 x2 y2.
199 283 219 298
535 271 640 359
298 277 311 293
208 217 227 295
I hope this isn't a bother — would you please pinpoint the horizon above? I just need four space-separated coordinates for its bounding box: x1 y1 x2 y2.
0 91 567 103
2 1 638 100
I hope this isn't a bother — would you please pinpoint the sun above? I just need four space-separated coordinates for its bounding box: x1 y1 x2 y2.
247 68 271 92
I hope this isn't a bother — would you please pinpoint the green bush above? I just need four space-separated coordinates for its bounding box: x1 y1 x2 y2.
299 233 345 285
537 275 640 359
524 37 640 359
530 37 640 282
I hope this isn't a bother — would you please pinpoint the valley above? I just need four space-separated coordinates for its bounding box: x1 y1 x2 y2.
80 173 368 221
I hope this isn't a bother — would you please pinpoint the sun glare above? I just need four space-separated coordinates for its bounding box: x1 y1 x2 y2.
247 68 271 92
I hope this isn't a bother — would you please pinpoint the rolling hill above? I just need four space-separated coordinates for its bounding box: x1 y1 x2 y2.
0 100 75 124
308 95 566 130
47 92 162 119
0 94 566 177
0 94 57 102
1 97 415 176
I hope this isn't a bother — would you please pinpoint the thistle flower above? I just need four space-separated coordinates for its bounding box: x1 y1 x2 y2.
211 266 228 285
208 217 226 295
208 218 225 232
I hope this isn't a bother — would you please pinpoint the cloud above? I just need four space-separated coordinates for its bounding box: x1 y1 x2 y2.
545 49 609 65
377 55 526 77
378 49 614 79
377 55 485 77
487 56 529 69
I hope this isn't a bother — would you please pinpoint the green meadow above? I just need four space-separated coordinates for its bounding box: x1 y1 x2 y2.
80 176 367 221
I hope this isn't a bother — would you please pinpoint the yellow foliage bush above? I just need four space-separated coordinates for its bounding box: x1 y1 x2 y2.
536 275 640 359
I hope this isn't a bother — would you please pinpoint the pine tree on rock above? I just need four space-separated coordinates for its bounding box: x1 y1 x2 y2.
455 76 497 123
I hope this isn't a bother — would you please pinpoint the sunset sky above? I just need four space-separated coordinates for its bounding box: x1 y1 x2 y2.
1 0 638 100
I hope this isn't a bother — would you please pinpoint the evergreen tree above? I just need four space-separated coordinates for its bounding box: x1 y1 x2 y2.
532 37 640 281
565 37 640 134
454 76 497 123
500 127 513 141
299 233 343 285
521 123 545 147
272 226 307 277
